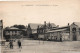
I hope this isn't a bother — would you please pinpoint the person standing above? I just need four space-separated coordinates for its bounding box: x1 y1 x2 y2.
17 40 22 49
9 40 13 49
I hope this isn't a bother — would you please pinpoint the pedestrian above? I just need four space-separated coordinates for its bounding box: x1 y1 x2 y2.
9 40 13 49
60 37 62 42
17 40 22 49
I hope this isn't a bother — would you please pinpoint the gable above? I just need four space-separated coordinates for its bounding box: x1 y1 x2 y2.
71 22 80 28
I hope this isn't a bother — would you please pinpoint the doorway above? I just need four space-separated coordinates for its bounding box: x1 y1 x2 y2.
72 28 77 41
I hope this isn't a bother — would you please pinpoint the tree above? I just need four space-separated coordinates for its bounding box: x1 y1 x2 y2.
4 26 10 29
13 25 26 29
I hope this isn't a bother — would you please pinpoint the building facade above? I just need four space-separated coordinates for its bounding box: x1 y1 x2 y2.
3 27 24 41
27 23 42 38
37 22 80 41
45 26 70 41
70 22 80 41
27 24 32 38
37 21 57 40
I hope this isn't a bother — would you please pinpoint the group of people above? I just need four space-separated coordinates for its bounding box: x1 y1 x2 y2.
8 40 22 49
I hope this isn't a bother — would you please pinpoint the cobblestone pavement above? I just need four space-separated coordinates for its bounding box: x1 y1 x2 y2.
1 40 80 53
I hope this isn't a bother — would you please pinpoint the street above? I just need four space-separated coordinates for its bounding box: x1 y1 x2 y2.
1 39 80 53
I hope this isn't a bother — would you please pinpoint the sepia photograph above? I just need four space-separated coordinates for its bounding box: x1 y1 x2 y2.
0 0 80 53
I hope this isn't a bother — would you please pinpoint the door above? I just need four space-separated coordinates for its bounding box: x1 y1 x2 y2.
72 28 77 41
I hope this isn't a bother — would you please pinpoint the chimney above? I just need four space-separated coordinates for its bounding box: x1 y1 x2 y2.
68 23 69 26
44 21 46 24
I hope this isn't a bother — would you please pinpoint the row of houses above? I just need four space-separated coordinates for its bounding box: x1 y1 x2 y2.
27 21 80 41
37 22 80 41
2 21 80 41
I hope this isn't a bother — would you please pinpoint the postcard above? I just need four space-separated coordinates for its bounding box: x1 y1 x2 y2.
0 0 80 53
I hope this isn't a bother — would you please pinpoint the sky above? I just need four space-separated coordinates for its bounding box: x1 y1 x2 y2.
0 0 80 27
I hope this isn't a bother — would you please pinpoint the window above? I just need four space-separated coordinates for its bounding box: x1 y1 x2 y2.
5 31 9 35
72 28 76 32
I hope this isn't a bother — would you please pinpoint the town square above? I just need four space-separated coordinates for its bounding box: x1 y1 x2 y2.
0 0 80 53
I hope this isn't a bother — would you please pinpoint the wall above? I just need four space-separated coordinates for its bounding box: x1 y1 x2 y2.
62 32 70 41
70 24 80 41
38 34 45 40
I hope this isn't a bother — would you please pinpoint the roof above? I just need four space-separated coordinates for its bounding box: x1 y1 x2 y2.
32 29 37 33
9 27 19 29
29 22 56 29
46 28 68 33
46 26 69 33
49 23 56 27
32 30 37 34
4 27 20 30
29 23 42 29
72 22 80 27
39 23 56 29
52 26 69 30
22 29 27 31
